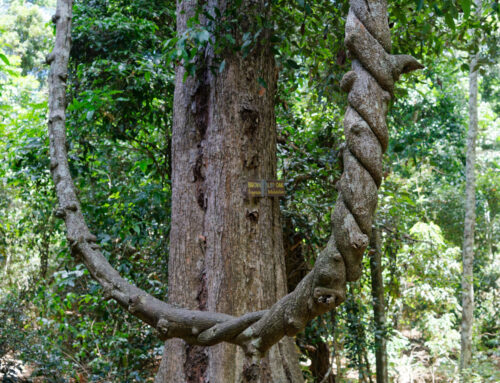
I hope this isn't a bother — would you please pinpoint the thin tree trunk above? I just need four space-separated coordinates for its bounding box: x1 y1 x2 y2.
39 216 54 280
460 52 479 373
347 284 372 383
369 226 388 383
155 1 302 382
485 200 494 258
334 315 342 381
309 339 335 383
2 251 11 282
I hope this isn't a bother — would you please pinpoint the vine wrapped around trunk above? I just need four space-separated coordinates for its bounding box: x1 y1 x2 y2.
47 0 421 364
232 0 423 356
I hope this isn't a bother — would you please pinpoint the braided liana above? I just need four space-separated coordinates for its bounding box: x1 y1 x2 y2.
47 0 421 361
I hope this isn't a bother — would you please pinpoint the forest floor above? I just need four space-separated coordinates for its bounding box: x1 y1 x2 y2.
2 342 499 382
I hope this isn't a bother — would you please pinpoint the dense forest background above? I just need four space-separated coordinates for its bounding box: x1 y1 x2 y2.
0 0 498 381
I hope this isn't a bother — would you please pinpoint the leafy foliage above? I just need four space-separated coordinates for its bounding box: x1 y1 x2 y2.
0 0 498 381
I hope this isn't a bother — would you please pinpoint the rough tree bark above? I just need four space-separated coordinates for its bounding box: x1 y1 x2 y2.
154 1 302 382
369 226 388 383
47 0 421 381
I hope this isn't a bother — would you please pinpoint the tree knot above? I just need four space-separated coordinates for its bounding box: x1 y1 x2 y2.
157 318 170 337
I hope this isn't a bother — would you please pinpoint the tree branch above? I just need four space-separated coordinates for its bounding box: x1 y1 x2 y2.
48 0 264 350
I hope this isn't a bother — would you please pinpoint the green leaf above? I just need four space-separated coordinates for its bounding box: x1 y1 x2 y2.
137 159 149 173
225 34 236 45
197 29 210 43
444 12 455 30
3 68 16 76
459 0 471 18
219 59 226 73
0 53 9 66
286 59 300 69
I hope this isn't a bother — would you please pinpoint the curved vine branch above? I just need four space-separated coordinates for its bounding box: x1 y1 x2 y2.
47 0 421 360
47 0 264 348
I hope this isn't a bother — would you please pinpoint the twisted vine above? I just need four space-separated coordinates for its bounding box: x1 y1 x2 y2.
47 0 421 361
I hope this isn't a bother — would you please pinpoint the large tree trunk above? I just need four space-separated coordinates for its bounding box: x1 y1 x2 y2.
460 53 479 373
369 226 387 383
155 1 302 382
